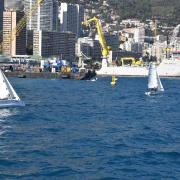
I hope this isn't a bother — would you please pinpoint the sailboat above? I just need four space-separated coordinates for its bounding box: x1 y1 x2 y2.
0 69 25 108
145 62 164 96
111 75 117 86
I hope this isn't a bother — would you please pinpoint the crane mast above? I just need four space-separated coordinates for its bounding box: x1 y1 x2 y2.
0 0 44 53
82 17 110 67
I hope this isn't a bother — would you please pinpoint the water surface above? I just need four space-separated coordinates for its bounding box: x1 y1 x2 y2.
0 77 179 179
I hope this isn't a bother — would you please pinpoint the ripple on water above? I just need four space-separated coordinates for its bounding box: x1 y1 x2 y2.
0 77 179 179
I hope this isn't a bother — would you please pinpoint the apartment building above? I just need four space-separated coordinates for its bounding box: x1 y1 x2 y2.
33 31 76 61
60 3 84 37
0 0 4 43
3 10 26 56
24 0 59 31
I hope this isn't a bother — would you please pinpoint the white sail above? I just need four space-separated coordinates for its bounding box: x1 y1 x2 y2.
148 63 158 89
0 70 11 100
0 69 25 108
2 72 20 100
157 72 164 91
145 62 165 95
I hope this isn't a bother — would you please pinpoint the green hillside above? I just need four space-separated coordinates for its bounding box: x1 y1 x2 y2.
60 0 180 25
107 0 180 24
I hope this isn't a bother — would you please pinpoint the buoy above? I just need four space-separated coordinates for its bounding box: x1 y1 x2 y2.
111 75 117 86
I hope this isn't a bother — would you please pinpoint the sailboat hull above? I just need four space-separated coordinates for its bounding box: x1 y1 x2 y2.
145 91 163 96
0 100 25 108
145 91 156 96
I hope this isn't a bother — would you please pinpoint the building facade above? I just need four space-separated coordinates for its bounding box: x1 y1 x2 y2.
95 33 120 51
24 0 59 31
33 31 76 61
4 0 23 10
0 0 4 44
3 10 26 56
60 3 84 37
76 37 101 60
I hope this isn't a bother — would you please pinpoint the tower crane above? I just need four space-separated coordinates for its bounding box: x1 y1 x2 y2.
82 17 111 68
0 0 44 53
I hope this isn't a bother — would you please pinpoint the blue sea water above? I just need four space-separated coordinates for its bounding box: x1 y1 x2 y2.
0 77 180 180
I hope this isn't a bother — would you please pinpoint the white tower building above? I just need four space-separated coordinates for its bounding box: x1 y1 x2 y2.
59 3 84 37
134 27 145 43
24 0 59 31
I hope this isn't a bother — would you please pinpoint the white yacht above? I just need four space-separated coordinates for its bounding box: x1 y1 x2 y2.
96 58 180 77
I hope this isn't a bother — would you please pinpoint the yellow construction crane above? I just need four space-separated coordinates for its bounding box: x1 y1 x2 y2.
82 17 110 66
0 0 44 53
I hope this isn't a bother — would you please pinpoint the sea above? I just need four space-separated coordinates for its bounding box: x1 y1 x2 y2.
0 77 180 180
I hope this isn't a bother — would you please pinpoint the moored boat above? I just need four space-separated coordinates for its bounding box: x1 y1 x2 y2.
96 58 180 77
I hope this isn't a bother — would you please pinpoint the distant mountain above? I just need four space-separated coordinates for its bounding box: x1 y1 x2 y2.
60 0 180 25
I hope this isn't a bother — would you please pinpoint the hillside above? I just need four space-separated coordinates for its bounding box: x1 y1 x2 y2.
60 0 180 25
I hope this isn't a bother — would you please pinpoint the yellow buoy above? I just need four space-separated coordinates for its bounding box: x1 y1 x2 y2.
111 75 117 86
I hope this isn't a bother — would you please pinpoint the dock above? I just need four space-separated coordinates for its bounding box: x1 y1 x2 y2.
4 70 96 80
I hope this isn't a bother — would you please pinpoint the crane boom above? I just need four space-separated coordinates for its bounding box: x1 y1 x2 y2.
0 0 44 53
82 17 110 58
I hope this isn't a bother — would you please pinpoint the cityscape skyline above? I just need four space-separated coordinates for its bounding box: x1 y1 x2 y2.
0 0 179 61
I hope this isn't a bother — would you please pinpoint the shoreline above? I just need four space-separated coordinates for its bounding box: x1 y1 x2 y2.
4 71 96 80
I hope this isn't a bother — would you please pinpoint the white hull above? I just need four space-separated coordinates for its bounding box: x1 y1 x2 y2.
96 59 180 77
145 91 163 96
0 100 25 108
145 91 157 96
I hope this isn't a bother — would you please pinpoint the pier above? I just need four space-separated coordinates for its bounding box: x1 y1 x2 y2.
4 70 96 80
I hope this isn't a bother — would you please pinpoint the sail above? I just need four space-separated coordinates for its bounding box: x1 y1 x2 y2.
0 69 20 101
157 72 164 91
0 69 11 100
148 63 158 89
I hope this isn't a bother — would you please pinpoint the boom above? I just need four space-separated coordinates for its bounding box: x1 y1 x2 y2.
82 17 110 58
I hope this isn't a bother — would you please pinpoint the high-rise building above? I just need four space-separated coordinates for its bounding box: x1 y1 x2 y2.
24 0 59 31
4 0 23 10
3 10 26 56
60 3 84 37
0 0 4 43
33 30 76 61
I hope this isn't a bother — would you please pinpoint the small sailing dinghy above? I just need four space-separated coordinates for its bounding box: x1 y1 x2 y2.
145 62 164 96
0 69 25 108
